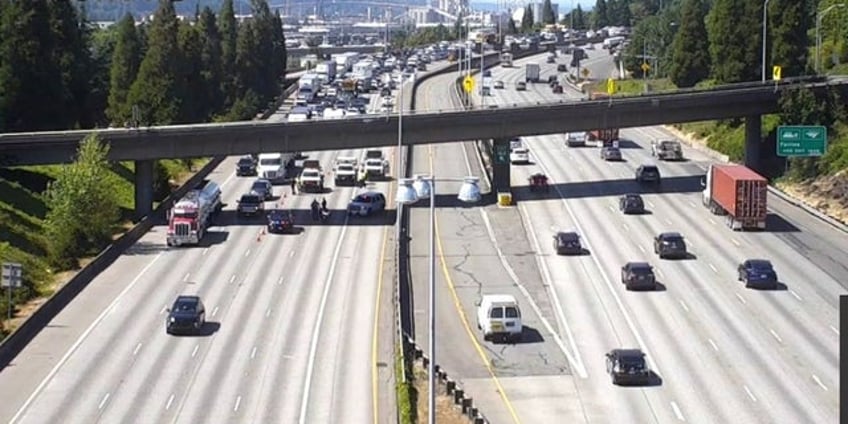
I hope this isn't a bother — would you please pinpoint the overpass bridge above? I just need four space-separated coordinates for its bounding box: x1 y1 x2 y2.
2 70 846 218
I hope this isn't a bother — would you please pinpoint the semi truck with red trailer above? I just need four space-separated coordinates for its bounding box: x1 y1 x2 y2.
587 92 620 146
166 181 223 247
701 164 767 230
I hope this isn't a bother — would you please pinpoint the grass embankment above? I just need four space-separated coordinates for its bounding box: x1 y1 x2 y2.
396 345 418 424
0 159 202 337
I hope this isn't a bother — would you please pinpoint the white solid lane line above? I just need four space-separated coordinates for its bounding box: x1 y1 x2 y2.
298 216 351 424
670 401 686 421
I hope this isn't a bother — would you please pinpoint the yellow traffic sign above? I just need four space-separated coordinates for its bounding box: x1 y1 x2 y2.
641 62 650 72
773 65 782 81
462 76 475 93
606 78 616 94
581 68 590 78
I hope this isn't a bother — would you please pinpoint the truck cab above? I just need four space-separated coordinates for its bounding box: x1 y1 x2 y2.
257 153 292 183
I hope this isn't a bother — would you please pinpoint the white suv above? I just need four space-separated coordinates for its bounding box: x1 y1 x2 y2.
477 294 523 343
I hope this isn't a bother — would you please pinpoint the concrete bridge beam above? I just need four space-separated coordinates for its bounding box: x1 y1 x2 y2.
745 115 762 172
491 138 511 195
134 159 154 221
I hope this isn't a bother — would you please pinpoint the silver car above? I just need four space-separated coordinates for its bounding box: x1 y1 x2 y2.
347 191 387 216
601 146 622 161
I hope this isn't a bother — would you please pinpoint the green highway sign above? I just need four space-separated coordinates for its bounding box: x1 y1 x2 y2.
777 125 827 157
494 143 510 164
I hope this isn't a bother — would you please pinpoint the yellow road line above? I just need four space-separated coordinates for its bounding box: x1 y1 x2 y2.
372 147 397 424
428 145 523 424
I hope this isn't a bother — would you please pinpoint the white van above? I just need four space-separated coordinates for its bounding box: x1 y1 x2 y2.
476 294 522 342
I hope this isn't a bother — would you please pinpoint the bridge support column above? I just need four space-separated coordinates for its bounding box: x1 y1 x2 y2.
134 159 154 221
491 138 511 195
745 115 762 172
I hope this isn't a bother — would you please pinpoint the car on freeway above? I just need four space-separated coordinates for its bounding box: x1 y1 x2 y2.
600 146 622 161
565 131 587 147
737 259 779 289
237 193 264 216
546 55 556 64
267 209 294 233
250 178 273 200
620 262 657 290
548 75 558 85
653 232 688 259
516 81 527 91
553 231 583 255
635 164 661 185
619 193 645 214
347 191 386 217
552 84 564 93
557 64 568 72
236 155 257 176
509 137 524 151
606 348 652 385
477 294 523 343
166 295 206 335
380 87 392 97
510 147 530 164
494 80 505 89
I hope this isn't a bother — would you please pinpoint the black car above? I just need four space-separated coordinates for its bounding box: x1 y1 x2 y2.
237 193 264 216
621 262 657 290
380 87 392 98
166 295 206 335
250 178 273 200
606 349 651 385
553 231 583 255
635 164 661 185
267 209 294 233
557 64 568 72
548 75 558 85
236 156 257 176
619 193 645 214
737 259 779 289
654 232 687 259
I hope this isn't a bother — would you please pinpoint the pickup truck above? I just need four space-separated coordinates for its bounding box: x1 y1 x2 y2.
298 159 325 193
334 156 358 186
651 139 684 161
362 150 389 180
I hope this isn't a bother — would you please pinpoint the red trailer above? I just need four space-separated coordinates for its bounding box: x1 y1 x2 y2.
702 164 767 230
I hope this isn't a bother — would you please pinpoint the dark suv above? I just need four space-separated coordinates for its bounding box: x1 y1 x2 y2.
619 193 645 214
621 262 657 290
553 231 583 255
737 259 778 289
635 164 661 185
236 156 257 176
654 232 687 259
166 295 206 335
237 193 264 216
606 349 651 385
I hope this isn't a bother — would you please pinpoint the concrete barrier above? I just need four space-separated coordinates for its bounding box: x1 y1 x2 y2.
0 88 291 368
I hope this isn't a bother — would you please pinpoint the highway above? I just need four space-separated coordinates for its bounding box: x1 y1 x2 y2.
412 48 843 423
0 88 401 424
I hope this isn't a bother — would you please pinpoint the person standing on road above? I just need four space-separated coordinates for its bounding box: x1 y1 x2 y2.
290 178 297 195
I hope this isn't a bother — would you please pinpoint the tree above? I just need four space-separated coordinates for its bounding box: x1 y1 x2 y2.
573 4 588 30
669 0 710 87
507 15 518 35
0 1 65 131
542 0 556 25
126 0 181 125
107 14 142 125
707 0 760 83
197 7 224 117
272 10 288 89
234 19 260 112
521 5 534 33
607 0 632 26
592 0 609 29
43 134 120 268
50 0 94 129
177 21 205 122
768 0 810 78
454 11 465 40
219 0 238 110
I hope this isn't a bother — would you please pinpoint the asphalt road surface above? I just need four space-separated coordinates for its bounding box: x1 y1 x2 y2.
0 89 401 424
451 49 842 423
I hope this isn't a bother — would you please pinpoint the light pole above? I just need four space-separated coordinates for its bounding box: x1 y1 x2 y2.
761 0 771 82
396 176 481 424
816 3 846 74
